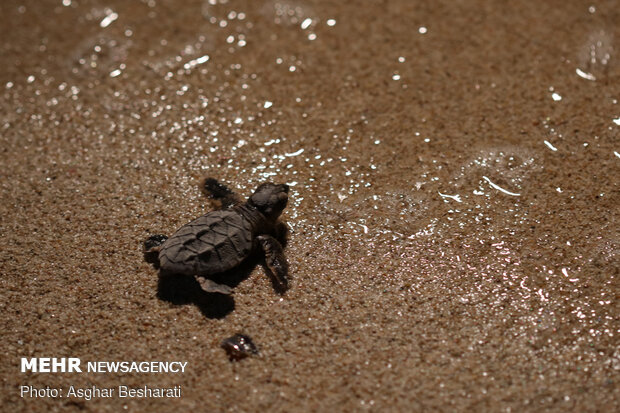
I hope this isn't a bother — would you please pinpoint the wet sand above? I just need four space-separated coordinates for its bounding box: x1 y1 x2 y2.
1 0 619 411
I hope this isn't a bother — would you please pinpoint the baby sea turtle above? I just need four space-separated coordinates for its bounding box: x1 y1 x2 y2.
144 178 290 295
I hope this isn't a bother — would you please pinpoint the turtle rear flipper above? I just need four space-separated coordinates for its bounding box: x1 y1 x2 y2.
197 277 234 295
258 235 289 294
143 234 168 268
201 178 243 210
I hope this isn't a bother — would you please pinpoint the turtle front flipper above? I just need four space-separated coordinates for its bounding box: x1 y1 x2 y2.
197 277 234 295
257 235 289 294
143 234 168 268
200 177 243 210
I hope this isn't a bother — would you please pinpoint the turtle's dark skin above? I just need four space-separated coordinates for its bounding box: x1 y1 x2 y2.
144 178 290 295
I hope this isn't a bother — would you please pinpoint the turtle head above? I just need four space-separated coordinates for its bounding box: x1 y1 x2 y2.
248 183 289 220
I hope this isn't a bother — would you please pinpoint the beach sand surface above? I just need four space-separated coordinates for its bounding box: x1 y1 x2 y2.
1 0 618 411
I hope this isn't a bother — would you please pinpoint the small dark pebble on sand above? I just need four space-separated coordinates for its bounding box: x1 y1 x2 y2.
221 334 259 361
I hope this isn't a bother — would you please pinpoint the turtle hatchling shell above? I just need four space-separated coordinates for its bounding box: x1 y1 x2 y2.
158 210 254 275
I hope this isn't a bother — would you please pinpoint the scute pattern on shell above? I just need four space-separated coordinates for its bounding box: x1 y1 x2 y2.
158 210 254 275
